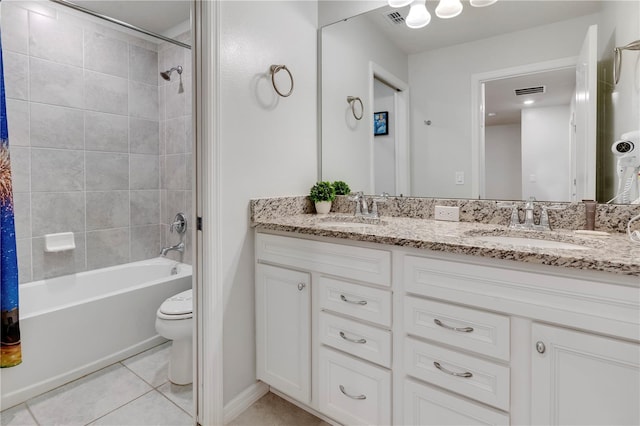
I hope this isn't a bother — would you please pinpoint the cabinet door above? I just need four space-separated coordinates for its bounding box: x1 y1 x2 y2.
256 264 311 403
532 323 640 425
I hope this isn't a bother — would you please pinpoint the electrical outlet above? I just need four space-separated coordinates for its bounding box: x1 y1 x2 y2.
455 171 465 185
434 205 460 222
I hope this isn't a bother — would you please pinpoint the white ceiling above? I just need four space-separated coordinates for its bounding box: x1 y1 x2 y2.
365 1 602 55
69 0 191 36
484 68 577 126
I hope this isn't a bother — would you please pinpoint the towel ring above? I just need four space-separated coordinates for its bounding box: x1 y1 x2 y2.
270 65 294 97
613 40 640 85
347 96 364 120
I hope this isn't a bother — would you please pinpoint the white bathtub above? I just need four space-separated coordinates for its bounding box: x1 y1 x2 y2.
0 257 192 409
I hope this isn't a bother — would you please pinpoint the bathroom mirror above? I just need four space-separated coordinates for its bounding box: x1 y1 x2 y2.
320 0 640 203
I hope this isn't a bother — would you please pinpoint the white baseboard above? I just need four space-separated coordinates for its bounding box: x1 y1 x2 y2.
222 381 270 424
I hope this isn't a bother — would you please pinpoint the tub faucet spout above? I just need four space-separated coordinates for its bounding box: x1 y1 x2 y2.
160 241 185 257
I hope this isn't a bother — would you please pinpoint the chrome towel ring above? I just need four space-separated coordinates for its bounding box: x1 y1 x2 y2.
347 96 364 120
270 64 294 97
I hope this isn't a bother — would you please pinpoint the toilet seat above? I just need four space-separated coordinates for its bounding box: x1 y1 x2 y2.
157 289 193 320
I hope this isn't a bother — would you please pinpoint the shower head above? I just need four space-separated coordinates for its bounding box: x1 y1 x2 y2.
160 65 183 81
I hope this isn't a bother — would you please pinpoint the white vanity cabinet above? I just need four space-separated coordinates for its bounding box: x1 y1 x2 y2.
255 231 640 425
255 232 392 424
531 323 640 426
255 263 311 403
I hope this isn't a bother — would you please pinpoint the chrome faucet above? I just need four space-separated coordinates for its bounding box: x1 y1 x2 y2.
160 241 185 257
498 197 565 231
161 212 187 256
523 196 537 228
350 192 388 219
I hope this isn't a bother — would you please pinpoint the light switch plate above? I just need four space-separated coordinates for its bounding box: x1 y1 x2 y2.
435 205 460 222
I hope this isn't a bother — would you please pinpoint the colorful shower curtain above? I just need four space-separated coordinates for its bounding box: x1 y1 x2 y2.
0 32 22 367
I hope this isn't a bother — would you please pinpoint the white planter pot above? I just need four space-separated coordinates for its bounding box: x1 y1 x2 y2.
315 201 332 214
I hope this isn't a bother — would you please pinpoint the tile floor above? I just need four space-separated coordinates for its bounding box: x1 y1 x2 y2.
227 393 330 426
1 342 327 426
0 342 193 426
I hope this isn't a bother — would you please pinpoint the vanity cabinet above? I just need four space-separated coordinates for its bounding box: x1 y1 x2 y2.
255 263 311 403
531 323 640 426
255 231 640 425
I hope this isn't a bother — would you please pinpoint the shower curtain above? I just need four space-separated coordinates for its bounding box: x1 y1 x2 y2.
0 32 22 368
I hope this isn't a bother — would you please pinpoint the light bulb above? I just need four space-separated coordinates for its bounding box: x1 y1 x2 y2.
388 0 412 7
470 0 497 7
436 0 463 19
406 0 431 29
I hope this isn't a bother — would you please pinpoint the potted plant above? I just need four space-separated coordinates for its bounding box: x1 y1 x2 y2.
333 180 351 196
309 181 336 214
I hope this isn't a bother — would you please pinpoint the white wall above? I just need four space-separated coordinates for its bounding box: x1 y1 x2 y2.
219 1 318 404
318 0 386 27
521 106 572 201
321 15 408 193
409 13 599 198
485 124 521 200
596 0 640 201
374 79 395 195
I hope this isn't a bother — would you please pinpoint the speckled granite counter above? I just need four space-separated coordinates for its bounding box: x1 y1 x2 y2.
252 212 640 277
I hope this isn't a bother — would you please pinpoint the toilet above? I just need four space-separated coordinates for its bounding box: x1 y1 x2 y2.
155 289 193 385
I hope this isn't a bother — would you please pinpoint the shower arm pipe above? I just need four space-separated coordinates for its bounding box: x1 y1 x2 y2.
48 0 191 50
613 39 640 85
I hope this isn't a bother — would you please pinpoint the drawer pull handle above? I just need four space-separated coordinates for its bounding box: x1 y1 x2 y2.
433 361 473 378
339 331 367 344
434 318 474 333
340 294 368 305
339 385 367 400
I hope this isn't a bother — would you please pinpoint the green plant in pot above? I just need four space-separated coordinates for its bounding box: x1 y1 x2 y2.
333 181 351 196
309 181 336 214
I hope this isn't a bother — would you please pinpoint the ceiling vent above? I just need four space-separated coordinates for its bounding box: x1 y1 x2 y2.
385 11 405 25
514 86 546 96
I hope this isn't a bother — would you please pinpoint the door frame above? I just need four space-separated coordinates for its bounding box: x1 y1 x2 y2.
470 57 578 199
369 62 410 196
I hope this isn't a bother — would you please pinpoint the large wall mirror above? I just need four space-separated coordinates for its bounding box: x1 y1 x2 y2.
320 1 640 203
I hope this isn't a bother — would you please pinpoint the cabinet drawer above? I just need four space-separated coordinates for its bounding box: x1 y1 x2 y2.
256 233 391 286
318 347 391 426
404 379 509 426
405 296 510 361
319 311 392 368
319 276 392 327
405 337 510 410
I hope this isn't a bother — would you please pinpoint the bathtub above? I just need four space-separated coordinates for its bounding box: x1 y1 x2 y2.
0 257 192 409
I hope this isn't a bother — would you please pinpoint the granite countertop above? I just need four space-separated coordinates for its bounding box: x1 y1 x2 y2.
253 213 640 277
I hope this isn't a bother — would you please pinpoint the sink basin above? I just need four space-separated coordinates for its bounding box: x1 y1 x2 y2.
316 216 385 230
475 235 591 250
316 222 379 229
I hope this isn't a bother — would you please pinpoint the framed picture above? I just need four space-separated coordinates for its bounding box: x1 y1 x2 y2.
374 111 389 136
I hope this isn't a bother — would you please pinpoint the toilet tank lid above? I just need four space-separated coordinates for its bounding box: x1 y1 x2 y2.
160 289 193 315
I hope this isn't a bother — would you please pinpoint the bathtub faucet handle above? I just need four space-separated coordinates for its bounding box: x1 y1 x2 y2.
170 213 187 235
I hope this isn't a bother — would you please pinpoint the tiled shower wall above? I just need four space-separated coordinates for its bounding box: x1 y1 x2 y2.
2 1 192 283
158 34 193 264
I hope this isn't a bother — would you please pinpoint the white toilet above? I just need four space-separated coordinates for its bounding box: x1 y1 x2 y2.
155 289 193 385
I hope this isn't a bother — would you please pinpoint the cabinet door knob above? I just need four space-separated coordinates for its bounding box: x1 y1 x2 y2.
536 341 546 354
297 283 306 291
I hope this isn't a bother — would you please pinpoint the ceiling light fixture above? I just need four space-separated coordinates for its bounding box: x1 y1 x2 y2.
389 0 497 29
470 0 498 7
523 100 535 105
406 0 431 29
436 0 463 19
388 0 413 7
